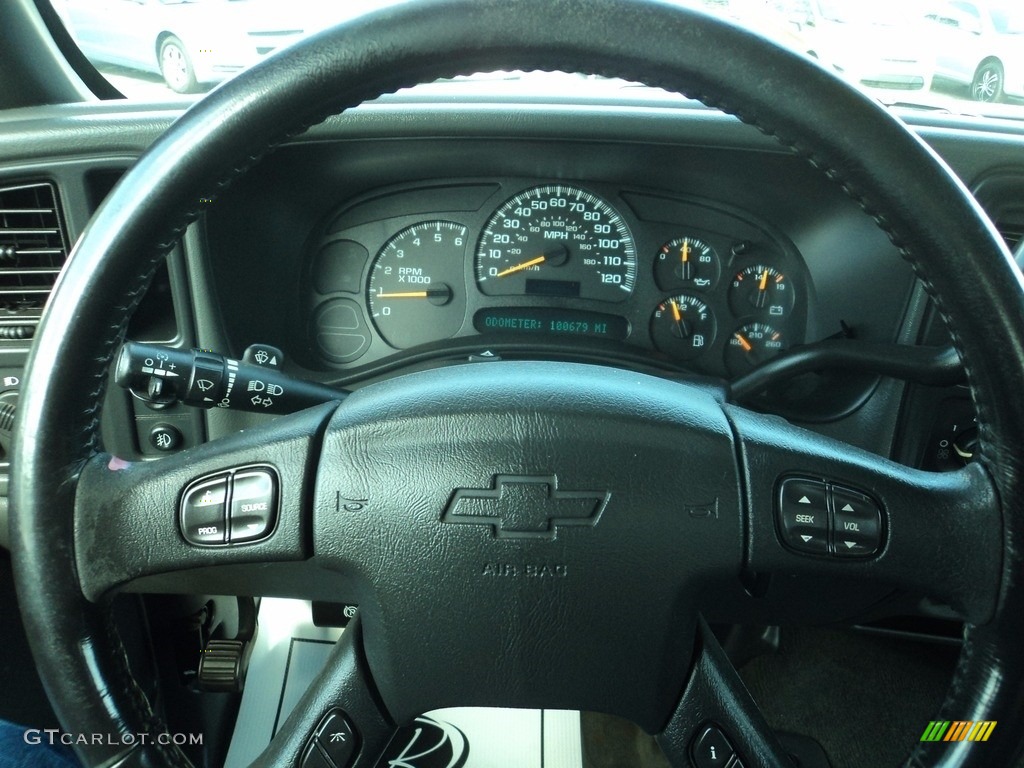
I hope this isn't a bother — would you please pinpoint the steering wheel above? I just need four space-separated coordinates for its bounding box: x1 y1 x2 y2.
11 1 1024 766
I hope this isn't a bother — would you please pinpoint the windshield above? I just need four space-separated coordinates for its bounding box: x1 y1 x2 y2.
49 0 1024 119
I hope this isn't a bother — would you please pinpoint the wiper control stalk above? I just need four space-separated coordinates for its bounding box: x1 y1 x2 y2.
115 341 346 415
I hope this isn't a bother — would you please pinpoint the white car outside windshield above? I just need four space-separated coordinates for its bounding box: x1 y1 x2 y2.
926 1 1024 102
52 0 381 93
769 0 934 92
50 0 1024 120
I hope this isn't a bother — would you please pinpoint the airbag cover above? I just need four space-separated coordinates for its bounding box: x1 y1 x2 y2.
313 361 741 730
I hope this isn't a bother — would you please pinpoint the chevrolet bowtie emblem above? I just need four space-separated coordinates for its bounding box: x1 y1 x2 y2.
442 475 610 540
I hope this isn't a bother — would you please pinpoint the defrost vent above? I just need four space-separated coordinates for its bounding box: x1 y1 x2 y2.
0 181 68 332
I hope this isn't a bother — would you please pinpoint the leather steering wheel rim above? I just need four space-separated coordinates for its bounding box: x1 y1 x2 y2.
11 1 1024 766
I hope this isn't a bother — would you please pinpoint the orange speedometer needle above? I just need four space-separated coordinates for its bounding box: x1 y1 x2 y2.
734 333 753 352
496 255 546 278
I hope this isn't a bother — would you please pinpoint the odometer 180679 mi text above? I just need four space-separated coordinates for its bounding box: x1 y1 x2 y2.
475 185 636 303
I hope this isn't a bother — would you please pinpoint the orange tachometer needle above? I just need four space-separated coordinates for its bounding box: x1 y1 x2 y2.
376 291 430 298
670 299 682 322
376 286 452 306
759 270 769 291
496 255 546 277
734 333 753 352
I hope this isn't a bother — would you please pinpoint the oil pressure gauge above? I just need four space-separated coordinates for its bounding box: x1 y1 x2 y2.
654 236 721 291
650 294 716 360
728 264 794 319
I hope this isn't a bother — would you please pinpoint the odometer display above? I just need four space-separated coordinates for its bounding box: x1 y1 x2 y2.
474 308 629 340
475 185 636 302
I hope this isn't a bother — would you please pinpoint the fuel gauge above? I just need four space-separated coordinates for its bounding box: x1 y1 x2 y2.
654 237 721 291
725 322 786 375
650 294 716 360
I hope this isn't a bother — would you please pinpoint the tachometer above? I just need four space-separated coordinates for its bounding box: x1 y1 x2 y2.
475 185 636 302
368 221 467 349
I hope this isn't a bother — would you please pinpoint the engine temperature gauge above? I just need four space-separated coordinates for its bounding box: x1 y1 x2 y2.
729 264 794 319
650 294 716 360
725 322 786 375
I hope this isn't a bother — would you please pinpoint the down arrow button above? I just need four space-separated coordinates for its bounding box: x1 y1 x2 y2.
831 485 882 557
777 477 829 555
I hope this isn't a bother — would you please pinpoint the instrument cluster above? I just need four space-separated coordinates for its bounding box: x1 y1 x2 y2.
304 180 811 379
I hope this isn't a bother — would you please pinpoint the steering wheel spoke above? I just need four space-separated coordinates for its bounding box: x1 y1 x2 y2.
250 617 397 768
657 618 792 768
74 402 339 602
729 406 1002 625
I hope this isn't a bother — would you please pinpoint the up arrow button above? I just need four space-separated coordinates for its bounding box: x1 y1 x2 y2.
778 477 829 555
832 485 883 557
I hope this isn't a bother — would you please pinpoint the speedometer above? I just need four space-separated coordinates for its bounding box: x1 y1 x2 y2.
475 185 636 302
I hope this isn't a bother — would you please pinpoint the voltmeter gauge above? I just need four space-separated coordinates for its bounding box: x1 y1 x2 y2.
650 294 716 360
654 237 721 291
728 264 794 319
725 322 786 375
367 221 467 349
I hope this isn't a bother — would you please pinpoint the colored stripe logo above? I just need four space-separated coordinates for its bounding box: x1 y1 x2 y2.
920 721 996 742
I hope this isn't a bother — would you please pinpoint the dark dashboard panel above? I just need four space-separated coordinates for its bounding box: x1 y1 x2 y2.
203 135 917 407
303 178 810 379
8 103 1009 456
4 102 995 451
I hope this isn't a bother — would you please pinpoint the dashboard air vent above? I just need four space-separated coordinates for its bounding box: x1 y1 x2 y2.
0 182 68 325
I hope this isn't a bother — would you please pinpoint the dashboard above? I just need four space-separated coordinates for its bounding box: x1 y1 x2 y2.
304 179 809 379
189 117 930 435
1 94 1023 475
